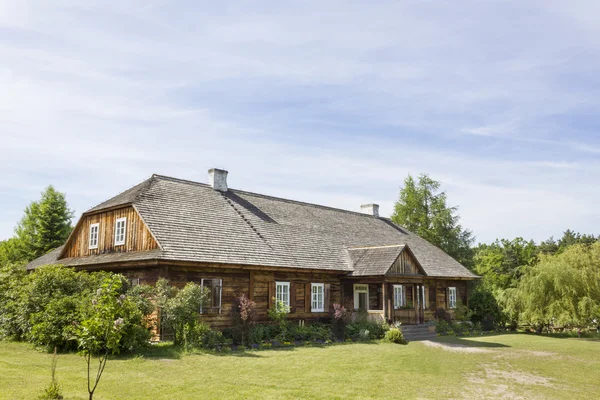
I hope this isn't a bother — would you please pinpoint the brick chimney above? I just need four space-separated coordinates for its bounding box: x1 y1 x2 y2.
208 168 228 192
360 204 379 217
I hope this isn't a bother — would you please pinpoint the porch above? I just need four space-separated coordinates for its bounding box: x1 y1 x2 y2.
342 279 467 325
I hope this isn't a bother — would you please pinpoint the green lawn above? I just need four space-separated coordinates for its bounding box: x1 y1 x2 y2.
1 334 598 399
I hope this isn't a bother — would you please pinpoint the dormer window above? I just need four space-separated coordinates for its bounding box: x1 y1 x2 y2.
89 223 99 249
114 217 127 246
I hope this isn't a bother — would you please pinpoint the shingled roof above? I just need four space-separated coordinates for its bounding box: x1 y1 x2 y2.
27 174 478 279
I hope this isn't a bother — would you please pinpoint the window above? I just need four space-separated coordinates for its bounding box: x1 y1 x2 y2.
89 223 99 249
311 283 325 312
393 285 406 309
114 217 127 246
353 284 369 310
200 279 222 314
448 287 457 309
128 278 140 287
421 285 428 310
275 281 290 308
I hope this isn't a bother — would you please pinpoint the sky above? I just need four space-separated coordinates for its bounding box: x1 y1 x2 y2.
1 0 600 244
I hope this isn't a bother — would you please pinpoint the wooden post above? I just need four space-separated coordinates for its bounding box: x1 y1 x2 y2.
382 281 386 322
248 271 255 300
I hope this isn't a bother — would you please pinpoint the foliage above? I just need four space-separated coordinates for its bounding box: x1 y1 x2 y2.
38 347 63 400
0 238 25 265
0 264 152 352
289 323 333 342
268 299 290 341
435 319 451 335
15 186 74 262
231 294 256 345
509 243 600 331
72 275 131 400
391 173 475 267
468 283 501 329
472 238 538 292
539 230 598 256
346 321 389 340
384 328 407 344
19 265 109 350
331 303 348 339
452 299 473 322
155 278 209 348
434 307 452 323
0 262 27 340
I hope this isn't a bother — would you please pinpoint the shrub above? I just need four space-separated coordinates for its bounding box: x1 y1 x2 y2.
435 320 451 335
346 321 389 340
231 294 256 346
434 308 452 323
268 299 290 341
155 279 209 348
384 328 407 344
331 303 347 339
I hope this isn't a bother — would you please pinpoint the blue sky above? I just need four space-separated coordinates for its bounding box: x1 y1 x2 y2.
1 0 600 244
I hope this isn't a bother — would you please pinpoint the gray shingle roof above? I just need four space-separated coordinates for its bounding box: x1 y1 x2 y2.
27 174 478 278
348 245 406 276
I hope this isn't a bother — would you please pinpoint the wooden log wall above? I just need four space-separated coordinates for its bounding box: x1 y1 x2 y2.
64 206 158 258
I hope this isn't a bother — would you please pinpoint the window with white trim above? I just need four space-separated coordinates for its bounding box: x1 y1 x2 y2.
276 281 290 308
200 279 222 314
421 285 428 310
353 284 369 310
393 285 406 309
114 217 127 246
89 223 99 250
448 287 457 309
311 283 325 312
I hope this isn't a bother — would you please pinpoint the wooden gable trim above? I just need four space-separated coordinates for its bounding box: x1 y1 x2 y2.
385 245 426 277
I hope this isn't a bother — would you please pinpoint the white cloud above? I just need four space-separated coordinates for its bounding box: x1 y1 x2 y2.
1 0 600 243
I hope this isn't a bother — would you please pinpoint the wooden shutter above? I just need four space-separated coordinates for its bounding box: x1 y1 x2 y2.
290 282 297 313
305 283 311 312
324 283 331 312
268 281 275 309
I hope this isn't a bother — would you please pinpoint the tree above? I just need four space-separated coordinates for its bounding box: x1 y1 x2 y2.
472 238 538 291
72 275 141 400
391 174 475 267
15 186 74 262
509 243 600 332
0 238 25 265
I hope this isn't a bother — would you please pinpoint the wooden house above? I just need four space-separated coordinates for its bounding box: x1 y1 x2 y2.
26 169 478 332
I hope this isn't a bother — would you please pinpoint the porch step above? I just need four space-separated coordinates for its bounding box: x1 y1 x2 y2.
400 325 437 342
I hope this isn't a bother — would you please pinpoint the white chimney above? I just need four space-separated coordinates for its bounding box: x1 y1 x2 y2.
360 204 379 217
208 168 228 192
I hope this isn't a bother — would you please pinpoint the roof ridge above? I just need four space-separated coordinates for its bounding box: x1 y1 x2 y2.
151 173 384 219
348 244 406 250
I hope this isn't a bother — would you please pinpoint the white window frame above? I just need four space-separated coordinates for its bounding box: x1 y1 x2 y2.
448 287 457 309
200 278 223 314
353 284 369 310
275 281 290 309
129 278 140 287
114 217 127 246
311 283 325 312
89 223 99 250
421 285 427 310
393 285 406 309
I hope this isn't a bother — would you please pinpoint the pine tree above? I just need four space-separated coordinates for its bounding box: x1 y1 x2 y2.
15 186 74 261
391 174 474 267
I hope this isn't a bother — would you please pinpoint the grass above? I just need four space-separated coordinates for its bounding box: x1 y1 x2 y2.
0 333 599 399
